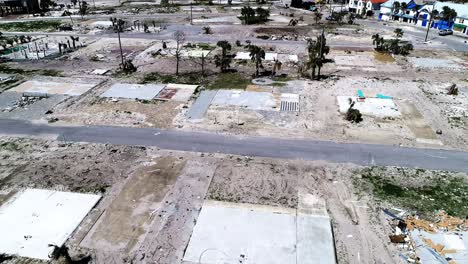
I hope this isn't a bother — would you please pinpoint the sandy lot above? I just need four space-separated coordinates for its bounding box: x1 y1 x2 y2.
0 136 440 264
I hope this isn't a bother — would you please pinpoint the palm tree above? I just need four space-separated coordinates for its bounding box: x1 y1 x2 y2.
63 10 74 25
214 40 232 72
315 32 329 78
240 6 255 24
399 42 413 55
248 45 265 77
314 12 323 24
372 33 384 50
255 7 270 23
306 31 329 80
306 39 319 80
442 6 457 24
392 1 401 20
394 28 404 39
80 1 88 20
401 2 408 14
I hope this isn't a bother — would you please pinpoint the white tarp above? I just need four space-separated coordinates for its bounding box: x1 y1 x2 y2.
0 189 101 260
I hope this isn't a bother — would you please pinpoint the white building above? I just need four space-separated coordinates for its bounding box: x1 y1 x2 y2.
378 0 413 21
348 0 373 15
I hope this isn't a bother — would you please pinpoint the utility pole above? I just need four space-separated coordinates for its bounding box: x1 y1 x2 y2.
190 1 193 25
424 3 435 42
318 28 324 79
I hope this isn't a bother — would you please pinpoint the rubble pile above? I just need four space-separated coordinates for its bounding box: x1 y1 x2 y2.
2 95 46 112
258 34 310 41
387 210 468 263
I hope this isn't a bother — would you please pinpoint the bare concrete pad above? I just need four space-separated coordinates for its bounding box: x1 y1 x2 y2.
211 90 278 111
184 198 336 264
297 192 336 264
337 96 400 118
183 200 296 264
11 79 98 96
157 83 198 102
409 57 465 70
0 189 101 260
100 83 166 100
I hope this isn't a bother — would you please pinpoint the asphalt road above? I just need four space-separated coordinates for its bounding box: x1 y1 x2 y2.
0 119 467 172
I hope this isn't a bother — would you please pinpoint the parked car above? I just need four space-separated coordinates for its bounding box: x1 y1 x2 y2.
438 29 453 36
326 16 337 21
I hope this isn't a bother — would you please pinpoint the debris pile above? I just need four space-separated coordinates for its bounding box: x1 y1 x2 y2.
387 210 468 263
2 95 47 112
262 34 310 41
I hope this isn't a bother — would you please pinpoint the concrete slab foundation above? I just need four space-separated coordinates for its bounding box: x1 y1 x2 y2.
183 201 297 264
183 196 336 264
11 79 98 96
0 189 101 260
159 83 198 102
211 90 277 110
100 83 166 100
409 58 464 70
187 90 217 119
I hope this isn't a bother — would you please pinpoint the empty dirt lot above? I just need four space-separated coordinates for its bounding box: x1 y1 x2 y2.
2 136 465 263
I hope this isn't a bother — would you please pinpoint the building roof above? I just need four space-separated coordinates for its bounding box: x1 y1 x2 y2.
371 0 388 4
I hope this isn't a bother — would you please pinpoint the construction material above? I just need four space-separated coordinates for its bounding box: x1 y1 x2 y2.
280 93 300 112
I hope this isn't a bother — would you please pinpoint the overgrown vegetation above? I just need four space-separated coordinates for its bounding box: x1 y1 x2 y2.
239 6 270 24
0 141 21 152
345 101 363 123
214 40 232 73
305 31 330 80
142 72 202 84
206 72 251 90
372 30 413 56
0 21 62 32
354 167 468 218
0 64 62 76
